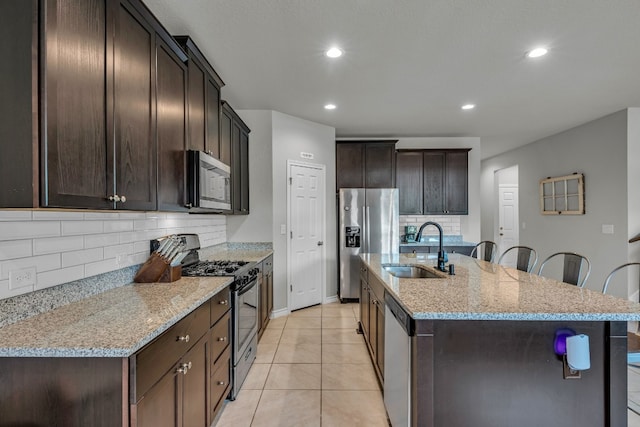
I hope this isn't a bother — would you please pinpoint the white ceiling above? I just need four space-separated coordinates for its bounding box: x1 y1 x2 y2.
144 0 640 159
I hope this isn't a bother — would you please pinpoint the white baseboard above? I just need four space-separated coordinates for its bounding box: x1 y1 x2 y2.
270 307 290 319
323 295 339 304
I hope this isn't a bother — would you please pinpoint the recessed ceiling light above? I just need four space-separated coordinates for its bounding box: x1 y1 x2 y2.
461 104 475 110
324 104 337 110
325 47 343 58
527 47 548 58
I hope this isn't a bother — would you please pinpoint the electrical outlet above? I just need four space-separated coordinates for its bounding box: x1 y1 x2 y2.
280 224 286 235
116 254 128 266
9 267 36 290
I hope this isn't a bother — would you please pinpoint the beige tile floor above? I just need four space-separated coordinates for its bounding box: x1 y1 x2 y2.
215 302 388 427
214 301 640 426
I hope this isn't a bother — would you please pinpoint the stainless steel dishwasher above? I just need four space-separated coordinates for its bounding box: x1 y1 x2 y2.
384 293 412 427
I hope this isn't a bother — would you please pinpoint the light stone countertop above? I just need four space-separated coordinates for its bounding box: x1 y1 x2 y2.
361 253 640 321
0 276 232 357
201 248 273 264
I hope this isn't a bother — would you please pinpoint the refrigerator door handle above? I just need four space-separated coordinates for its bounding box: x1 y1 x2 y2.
366 206 370 253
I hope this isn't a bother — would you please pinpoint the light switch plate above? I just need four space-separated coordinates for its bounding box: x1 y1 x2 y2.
602 224 614 234
280 224 286 235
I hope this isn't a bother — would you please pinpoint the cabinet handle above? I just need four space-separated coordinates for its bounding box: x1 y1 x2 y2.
219 300 228 305
185 203 193 208
177 334 190 343
108 195 121 202
120 195 126 203
176 362 191 375
217 336 227 342
217 381 225 386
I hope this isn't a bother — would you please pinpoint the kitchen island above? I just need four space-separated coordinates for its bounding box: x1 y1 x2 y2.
360 253 640 427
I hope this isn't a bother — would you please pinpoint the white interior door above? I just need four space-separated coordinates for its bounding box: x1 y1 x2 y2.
288 162 325 311
498 185 519 265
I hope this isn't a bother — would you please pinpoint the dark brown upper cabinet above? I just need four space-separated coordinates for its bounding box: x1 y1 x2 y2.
396 149 470 215
0 0 189 211
174 36 224 160
335 141 397 191
222 101 250 215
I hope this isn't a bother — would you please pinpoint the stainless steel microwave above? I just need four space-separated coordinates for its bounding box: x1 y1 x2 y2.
187 150 231 212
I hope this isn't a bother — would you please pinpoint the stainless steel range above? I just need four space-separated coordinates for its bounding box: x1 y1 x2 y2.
151 234 259 400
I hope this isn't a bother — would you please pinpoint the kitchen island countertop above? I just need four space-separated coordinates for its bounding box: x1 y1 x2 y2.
361 252 640 321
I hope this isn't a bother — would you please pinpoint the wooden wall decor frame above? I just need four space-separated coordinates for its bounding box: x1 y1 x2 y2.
539 173 584 215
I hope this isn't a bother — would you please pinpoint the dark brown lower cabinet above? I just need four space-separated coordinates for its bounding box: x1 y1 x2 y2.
258 255 274 340
358 260 385 383
0 288 231 427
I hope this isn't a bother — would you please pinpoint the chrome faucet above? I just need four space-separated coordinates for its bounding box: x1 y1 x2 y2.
415 221 446 272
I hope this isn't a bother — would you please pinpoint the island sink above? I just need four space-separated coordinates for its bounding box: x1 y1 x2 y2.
382 264 443 279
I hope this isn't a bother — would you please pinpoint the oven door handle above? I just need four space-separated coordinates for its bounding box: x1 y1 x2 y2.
237 278 258 296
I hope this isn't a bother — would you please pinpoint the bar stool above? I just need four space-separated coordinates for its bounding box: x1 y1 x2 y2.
497 246 538 273
470 241 497 262
601 262 640 364
537 252 591 287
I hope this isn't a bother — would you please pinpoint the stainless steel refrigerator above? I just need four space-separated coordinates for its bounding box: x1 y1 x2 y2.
338 188 399 300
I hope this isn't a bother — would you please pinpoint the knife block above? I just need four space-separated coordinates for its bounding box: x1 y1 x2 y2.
134 254 182 283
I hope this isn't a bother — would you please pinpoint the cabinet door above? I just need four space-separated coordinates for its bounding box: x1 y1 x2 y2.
42 0 111 209
423 151 445 214
135 363 180 427
205 78 220 158
445 151 468 214
219 107 232 166
231 122 242 214
112 0 156 210
336 143 364 189
364 143 395 188
396 151 423 214
267 271 273 321
156 38 187 211
368 293 378 359
239 129 250 214
359 277 370 337
257 272 265 337
376 300 385 380
182 336 207 427
186 56 205 152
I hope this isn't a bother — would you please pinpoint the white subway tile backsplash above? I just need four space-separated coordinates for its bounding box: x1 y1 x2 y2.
85 258 119 278
103 220 134 233
34 236 84 255
61 248 104 268
0 240 33 261
0 211 32 221
0 221 60 241
104 243 133 260
0 210 227 300
0 254 61 280
37 266 85 289
62 220 104 235
84 233 120 249
32 211 84 221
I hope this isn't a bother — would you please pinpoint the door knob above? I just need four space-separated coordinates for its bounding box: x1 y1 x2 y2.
317 241 324 246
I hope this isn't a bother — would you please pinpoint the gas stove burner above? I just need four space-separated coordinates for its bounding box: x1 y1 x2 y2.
182 259 256 278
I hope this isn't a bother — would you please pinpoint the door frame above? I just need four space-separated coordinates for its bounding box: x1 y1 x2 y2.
286 160 327 312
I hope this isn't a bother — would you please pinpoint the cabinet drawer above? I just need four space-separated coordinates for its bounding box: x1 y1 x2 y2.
360 260 368 283
132 301 210 402
211 312 230 366
210 286 231 326
210 346 231 418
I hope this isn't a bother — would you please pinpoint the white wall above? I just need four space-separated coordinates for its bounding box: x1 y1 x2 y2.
234 110 336 312
0 211 226 300
481 109 631 293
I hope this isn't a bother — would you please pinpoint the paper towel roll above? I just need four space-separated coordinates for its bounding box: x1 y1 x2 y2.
566 334 590 370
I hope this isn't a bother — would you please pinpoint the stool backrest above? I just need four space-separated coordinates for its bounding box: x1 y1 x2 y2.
538 252 591 287
497 246 538 273
602 262 640 295
470 241 497 262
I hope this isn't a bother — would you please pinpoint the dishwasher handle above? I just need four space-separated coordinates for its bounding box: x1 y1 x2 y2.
385 293 414 336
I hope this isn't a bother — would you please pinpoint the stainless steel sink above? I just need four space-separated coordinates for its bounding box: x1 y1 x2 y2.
382 264 443 279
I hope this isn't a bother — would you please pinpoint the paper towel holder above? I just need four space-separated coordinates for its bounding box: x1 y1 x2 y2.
554 329 590 379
